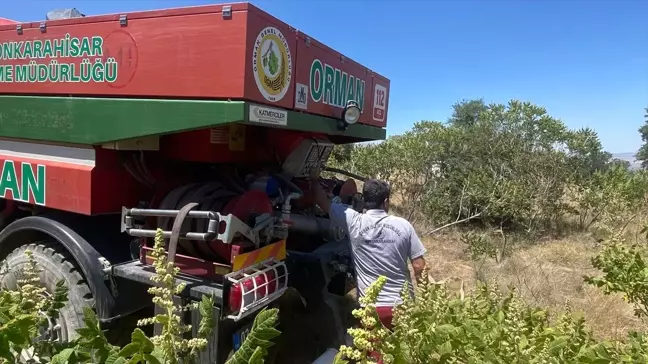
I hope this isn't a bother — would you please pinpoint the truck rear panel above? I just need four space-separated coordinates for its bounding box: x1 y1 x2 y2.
0 3 388 216
0 5 373 359
0 3 390 127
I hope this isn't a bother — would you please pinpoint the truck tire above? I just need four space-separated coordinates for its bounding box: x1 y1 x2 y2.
0 241 94 341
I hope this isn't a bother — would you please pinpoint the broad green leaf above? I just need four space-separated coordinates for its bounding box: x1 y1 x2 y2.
131 328 154 353
225 308 280 364
127 352 143 364
439 340 453 356
143 353 162 364
51 348 77 364
248 346 266 364
119 342 141 358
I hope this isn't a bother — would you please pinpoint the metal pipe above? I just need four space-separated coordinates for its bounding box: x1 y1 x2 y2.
272 172 303 196
284 192 301 207
288 214 331 235
287 214 344 241
126 208 217 220
281 192 302 229
126 229 215 242
323 167 367 182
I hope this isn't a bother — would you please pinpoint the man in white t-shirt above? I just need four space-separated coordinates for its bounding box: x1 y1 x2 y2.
309 168 427 329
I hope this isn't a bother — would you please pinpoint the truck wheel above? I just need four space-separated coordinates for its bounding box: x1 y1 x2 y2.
0 241 94 341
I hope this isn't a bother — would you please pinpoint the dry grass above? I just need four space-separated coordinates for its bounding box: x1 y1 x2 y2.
273 224 646 363
422 230 644 341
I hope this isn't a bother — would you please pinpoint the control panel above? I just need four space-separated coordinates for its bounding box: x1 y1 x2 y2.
282 139 334 178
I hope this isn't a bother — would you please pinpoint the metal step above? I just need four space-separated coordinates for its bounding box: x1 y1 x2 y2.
111 260 224 306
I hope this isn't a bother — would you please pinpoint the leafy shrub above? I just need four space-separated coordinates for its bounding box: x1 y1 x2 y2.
336 271 648 363
325 99 648 363
585 239 648 319
226 309 280 364
584 221 648 323
575 166 648 238
0 229 280 364
0 250 68 362
329 99 614 235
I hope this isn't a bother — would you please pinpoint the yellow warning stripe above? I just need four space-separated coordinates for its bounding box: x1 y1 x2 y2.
232 240 286 271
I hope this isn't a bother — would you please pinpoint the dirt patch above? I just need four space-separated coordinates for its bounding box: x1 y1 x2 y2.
272 228 643 362
422 231 643 340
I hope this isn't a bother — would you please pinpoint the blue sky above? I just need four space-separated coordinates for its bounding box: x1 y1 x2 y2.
3 0 647 153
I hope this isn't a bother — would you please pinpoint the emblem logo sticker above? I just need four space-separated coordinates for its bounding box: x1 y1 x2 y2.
295 83 308 109
252 27 292 103
249 104 288 126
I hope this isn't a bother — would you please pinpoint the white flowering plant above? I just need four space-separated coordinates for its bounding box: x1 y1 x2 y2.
0 249 68 362
335 270 648 363
0 229 280 364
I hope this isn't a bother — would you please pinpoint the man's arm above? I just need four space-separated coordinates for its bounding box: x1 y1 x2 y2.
411 256 426 283
309 166 358 230
409 226 427 283
310 174 333 215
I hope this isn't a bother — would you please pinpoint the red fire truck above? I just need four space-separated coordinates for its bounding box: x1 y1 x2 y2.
0 3 389 362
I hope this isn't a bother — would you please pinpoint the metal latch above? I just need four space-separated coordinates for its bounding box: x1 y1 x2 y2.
99 257 119 297
119 14 128 27
40 22 46 33
99 257 112 277
16 24 22 35
222 5 232 19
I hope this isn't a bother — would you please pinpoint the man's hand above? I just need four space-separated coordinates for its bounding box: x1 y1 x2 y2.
412 256 426 284
309 164 322 180
309 164 322 192
309 164 333 214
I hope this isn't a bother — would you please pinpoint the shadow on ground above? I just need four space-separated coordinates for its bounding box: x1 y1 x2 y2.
268 288 358 364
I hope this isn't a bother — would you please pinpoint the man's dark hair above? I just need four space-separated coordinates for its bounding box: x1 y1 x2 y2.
362 179 390 210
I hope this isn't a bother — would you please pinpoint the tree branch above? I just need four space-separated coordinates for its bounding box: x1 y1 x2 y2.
424 212 482 235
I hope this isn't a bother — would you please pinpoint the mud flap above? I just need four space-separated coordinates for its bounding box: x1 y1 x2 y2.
286 247 350 347
312 348 339 364
285 251 328 305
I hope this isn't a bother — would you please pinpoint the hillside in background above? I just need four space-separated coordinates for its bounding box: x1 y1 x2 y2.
612 152 641 170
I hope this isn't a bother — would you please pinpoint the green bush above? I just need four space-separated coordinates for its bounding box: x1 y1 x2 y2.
0 229 280 364
336 272 648 364
329 99 620 236
0 249 68 362
585 234 648 320
575 166 648 236
325 100 648 363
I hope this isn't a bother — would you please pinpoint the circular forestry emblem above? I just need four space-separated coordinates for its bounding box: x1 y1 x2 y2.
253 26 292 102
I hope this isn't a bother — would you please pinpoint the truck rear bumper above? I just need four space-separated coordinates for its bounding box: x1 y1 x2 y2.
110 260 243 364
111 259 225 306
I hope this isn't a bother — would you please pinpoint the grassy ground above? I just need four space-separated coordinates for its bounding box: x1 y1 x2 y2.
422 230 644 341
269 180 645 359
271 229 645 363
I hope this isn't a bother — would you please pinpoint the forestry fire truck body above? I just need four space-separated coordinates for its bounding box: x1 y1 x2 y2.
0 3 390 362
